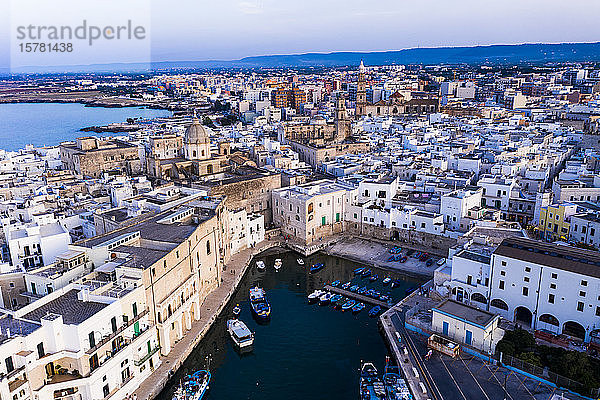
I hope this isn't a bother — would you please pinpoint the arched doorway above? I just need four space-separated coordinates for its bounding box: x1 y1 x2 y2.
514 306 533 328
539 313 559 326
563 321 586 340
490 298 509 311
392 231 400 241
471 292 487 305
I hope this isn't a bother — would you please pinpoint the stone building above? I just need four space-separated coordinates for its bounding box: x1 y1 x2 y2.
60 137 142 178
288 140 370 168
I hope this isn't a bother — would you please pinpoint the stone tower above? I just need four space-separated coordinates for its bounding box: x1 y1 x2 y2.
334 94 351 142
355 60 367 119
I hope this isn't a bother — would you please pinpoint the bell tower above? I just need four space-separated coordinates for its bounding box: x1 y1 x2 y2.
334 94 350 142
355 60 367 119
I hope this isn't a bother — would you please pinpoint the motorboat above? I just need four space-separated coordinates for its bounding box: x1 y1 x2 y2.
341 299 356 311
357 286 368 295
308 289 325 304
349 285 359 293
274 258 282 271
227 319 254 349
319 292 333 305
353 267 365 275
172 369 211 400
256 261 266 271
341 282 352 290
369 274 378 282
361 269 371 277
334 296 347 309
297 258 305 265
310 263 325 273
384 363 412 400
330 294 343 304
352 302 365 313
382 277 392 285
331 280 341 287
249 287 271 320
391 279 402 289
232 304 241 318
369 305 382 317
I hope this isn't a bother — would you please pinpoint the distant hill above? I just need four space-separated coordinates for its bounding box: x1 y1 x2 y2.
7 42 600 74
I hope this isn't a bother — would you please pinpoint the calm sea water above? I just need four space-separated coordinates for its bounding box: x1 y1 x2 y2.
0 103 171 151
156 251 421 400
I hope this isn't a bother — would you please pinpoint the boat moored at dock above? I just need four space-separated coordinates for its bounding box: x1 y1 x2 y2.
249 286 271 320
274 258 282 271
172 370 211 400
256 261 266 271
310 263 325 273
360 362 386 400
227 319 254 349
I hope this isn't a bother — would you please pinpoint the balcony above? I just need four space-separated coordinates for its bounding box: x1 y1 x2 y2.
134 345 160 366
86 310 148 355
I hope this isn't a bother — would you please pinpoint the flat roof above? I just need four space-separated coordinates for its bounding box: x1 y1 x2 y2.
434 299 497 329
22 289 109 325
494 237 600 279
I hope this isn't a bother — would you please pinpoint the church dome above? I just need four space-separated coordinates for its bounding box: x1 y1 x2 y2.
185 113 210 145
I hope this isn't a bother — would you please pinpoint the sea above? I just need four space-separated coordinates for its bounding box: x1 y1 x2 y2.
156 250 421 400
0 103 171 151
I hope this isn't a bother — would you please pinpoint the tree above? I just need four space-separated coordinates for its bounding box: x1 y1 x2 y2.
202 116 215 128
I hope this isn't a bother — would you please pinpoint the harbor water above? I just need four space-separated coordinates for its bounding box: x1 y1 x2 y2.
157 250 421 400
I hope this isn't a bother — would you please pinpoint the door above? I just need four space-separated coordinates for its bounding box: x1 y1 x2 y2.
442 321 449 336
465 330 472 346
134 321 140 336
147 340 152 354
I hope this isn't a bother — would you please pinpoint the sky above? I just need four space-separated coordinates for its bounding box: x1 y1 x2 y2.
1 0 600 70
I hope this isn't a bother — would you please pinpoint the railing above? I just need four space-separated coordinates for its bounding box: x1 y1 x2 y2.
86 310 148 355
134 345 160 366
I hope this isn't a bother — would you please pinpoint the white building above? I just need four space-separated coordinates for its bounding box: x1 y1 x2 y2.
441 189 482 232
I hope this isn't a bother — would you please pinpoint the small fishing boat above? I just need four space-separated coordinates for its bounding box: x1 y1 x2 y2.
369 274 378 282
384 361 412 400
319 292 333 305
232 304 241 318
334 296 347 309
310 263 324 273
353 267 365 275
227 319 254 349
249 287 271 320
331 280 341 287
391 279 402 289
371 290 381 299
297 258 304 265
274 258 282 271
341 299 356 311
361 269 372 277
172 369 211 400
341 282 352 290
330 294 343 304
308 289 325 304
349 285 359 292
366 289 376 297
256 261 266 271
360 362 385 400
357 286 368 295
369 305 382 317
382 277 392 285
352 302 365 313
379 294 390 302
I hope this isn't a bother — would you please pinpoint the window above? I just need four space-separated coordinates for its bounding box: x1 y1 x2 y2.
581 280 588 286
551 273 557 279
522 287 529 296
596 306 600 317
523 277 529 282
467 275 472 285
500 270 506 276
501 260 506 266
550 283 556 289
89 332 96 348
111 317 117 333
525 267 531 273
206 240 211 255
577 302 584 312
308 204 314 213
499 280 505 290
5 356 14 373
579 291 586 297
37 342 45 358
548 294 555 304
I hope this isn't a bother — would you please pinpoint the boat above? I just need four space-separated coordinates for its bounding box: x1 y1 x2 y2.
391 279 402 289
341 300 356 311
330 294 343 304
349 285 359 292
379 294 390 302
369 305 382 317
274 258 282 271
310 263 324 273
382 277 392 285
172 369 211 400
352 302 366 313
297 258 305 265
341 282 352 290
319 292 333 305
369 274 378 282
227 319 254 349
360 362 386 400
357 286 368 295
256 261 266 271
353 267 365 275
331 280 341 287
405 287 416 296
334 296 347 309
361 269 372 277
384 361 412 400
249 287 271 320
308 289 325 304
232 304 241 318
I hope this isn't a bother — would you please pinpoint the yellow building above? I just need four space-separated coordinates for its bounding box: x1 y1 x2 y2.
538 203 578 242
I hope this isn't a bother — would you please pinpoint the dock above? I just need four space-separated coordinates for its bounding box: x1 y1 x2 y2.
324 285 390 308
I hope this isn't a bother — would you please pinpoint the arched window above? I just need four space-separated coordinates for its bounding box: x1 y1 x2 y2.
207 164 213 174
193 150 197 158
490 298 508 310
471 292 487 304
168 305 172 317
206 240 211 255
157 312 162 323
201 150 205 157
539 314 559 326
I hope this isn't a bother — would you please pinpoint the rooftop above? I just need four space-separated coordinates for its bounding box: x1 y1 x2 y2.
434 299 497 328
22 289 109 325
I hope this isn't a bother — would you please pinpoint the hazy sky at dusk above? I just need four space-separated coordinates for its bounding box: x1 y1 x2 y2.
2 0 599 69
